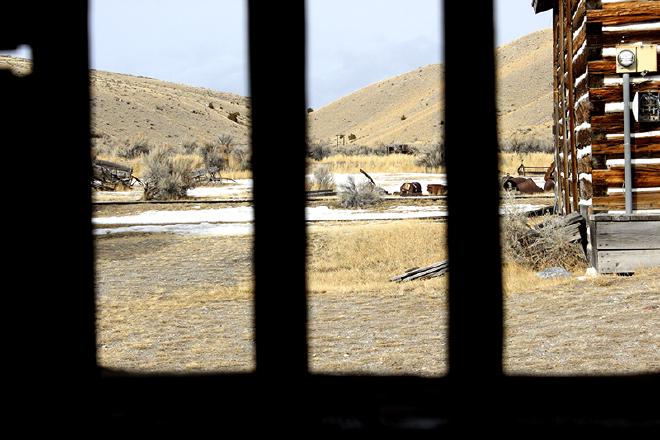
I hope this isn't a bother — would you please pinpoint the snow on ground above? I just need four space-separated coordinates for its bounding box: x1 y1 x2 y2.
93 203 545 236
187 179 252 198
93 206 254 225
331 172 446 194
94 222 253 236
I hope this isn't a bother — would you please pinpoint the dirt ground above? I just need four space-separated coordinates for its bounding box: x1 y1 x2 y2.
96 227 659 376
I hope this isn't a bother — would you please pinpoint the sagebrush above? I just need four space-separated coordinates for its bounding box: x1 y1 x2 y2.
338 176 382 208
142 146 197 200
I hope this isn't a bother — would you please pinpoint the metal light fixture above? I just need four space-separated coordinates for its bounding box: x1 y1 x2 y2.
617 49 636 68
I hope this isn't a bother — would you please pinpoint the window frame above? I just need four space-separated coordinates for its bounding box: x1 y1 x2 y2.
3 0 656 433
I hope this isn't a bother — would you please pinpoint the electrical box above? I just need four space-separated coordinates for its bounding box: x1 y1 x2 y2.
632 91 660 123
616 44 658 74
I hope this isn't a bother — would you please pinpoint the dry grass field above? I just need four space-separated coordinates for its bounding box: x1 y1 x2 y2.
96 220 659 376
308 151 553 175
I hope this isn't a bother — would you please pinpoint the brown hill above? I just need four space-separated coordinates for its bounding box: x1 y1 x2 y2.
308 28 554 147
0 55 251 150
1 28 552 150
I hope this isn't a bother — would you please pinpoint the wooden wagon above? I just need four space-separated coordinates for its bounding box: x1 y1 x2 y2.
92 159 141 190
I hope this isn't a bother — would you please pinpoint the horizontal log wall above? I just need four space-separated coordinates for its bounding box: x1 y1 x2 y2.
584 0 660 212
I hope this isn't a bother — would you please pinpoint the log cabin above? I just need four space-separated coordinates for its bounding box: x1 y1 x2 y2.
532 0 660 272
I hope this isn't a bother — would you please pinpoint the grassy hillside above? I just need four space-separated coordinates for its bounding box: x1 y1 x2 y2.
308 28 553 147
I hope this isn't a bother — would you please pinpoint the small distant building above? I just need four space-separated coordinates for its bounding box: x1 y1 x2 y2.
532 0 660 272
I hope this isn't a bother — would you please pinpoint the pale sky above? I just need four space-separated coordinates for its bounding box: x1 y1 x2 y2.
2 1 552 108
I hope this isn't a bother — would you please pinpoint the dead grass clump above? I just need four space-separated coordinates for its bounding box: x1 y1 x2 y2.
338 176 381 208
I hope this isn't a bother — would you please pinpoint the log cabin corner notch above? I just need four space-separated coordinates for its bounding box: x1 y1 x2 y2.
532 0 660 273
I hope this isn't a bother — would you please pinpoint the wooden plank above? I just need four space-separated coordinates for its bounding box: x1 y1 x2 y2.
566 1 580 212
597 249 660 273
588 53 660 74
596 220 660 249
573 24 586 55
553 7 565 214
592 142 660 157
575 98 590 129
589 82 660 104
600 29 660 47
560 0 571 214
589 217 599 268
592 134 660 151
592 164 660 187
573 0 587 32
593 191 660 210
591 114 652 134
592 213 660 221
587 3 660 26
573 49 588 79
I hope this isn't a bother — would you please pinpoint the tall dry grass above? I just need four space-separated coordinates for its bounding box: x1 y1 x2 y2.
307 221 448 295
307 220 577 296
499 152 554 175
313 154 429 174
311 152 553 175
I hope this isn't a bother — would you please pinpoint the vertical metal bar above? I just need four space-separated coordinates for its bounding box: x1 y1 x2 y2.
623 73 633 214
248 0 308 378
444 0 502 398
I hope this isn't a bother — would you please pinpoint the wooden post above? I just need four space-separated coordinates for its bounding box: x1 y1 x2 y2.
553 6 564 213
559 0 572 214
566 0 580 213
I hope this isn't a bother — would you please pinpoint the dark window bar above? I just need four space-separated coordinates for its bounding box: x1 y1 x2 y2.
0 0 656 434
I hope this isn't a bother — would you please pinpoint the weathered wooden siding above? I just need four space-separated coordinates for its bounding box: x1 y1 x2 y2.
551 0 660 214
591 213 660 272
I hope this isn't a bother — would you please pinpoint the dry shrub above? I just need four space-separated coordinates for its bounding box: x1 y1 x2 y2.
312 165 335 191
338 176 381 208
501 195 586 271
118 137 152 159
415 143 445 171
142 146 197 200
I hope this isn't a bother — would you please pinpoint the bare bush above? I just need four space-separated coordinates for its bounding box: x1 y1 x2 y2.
142 146 196 200
308 139 331 161
198 141 228 171
313 165 335 191
500 137 553 154
415 143 445 171
118 137 152 159
229 144 251 171
181 140 199 154
338 176 382 208
501 195 587 270
218 134 234 148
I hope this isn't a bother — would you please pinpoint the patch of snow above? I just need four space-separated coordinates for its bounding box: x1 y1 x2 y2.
187 180 252 198
577 146 591 159
607 187 660 194
93 206 254 225
332 172 446 195
94 222 253 236
606 158 660 166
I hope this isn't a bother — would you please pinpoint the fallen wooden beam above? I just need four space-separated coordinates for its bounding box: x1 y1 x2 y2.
390 259 448 282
